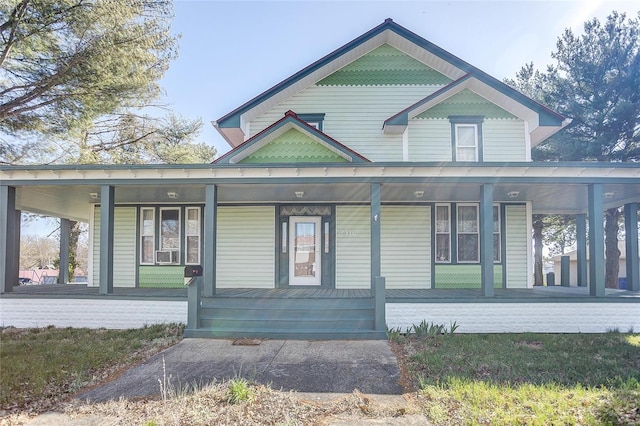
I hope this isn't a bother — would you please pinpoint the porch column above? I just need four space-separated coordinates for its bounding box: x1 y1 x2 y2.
99 185 114 295
480 183 494 297
1 186 19 293
587 184 605 297
203 184 217 297
59 218 71 285
576 213 588 287
370 183 381 290
624 203 639 291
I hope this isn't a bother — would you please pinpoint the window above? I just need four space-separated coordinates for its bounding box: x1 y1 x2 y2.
457 204 479 262
493 205 501 262
140 208 155 264
160 208 180 252
450 116 483 162
297 113 325 131
455 124 478 161
435 204 450 262
185 207 200 265
436 203 502 263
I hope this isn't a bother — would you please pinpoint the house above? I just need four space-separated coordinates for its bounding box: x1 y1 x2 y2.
1 19 639 336
552 240 640 287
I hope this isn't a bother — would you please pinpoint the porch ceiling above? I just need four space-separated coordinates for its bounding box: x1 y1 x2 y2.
14 180 640 222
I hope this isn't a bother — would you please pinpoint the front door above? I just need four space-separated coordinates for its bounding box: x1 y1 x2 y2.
289 216 321 285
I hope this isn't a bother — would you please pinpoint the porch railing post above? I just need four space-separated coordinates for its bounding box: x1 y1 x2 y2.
374 276 386 332
187 276 202 331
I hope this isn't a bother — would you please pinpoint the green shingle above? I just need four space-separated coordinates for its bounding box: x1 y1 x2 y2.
416 89 516 119
317 44 451 86
240 129 349 163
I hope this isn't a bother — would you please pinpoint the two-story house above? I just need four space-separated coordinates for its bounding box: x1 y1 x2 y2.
2 19 638 337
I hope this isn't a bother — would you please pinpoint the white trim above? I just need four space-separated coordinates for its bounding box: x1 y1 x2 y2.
434 203 451 263
139 207 155 265
184 206 201 265
454 123 479 162
289 216 322 286
402 128 409 161
523 120 532 161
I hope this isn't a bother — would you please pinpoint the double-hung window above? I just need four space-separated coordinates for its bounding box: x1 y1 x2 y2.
435 203 501 264
435 204 451 262
140 208 155 264
185 207 201 265
450 116 483 162
457 204 479 262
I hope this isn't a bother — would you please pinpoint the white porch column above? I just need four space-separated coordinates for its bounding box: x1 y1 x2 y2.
370 183 381 290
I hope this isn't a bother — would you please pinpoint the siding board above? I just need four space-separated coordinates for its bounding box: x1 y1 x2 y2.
483 120 527 161
505 205 529 288
381 206 431 289
216 206 275 288
92 207 137 288
336 206 371 289
251 86 442 162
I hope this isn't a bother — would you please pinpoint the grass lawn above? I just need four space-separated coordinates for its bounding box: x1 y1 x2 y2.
392 331 640 425
0 324 183 413
1 325 639 425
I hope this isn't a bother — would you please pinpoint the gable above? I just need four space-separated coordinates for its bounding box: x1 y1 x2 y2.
238 129 349 164
317 44 451 86
415 89 516 119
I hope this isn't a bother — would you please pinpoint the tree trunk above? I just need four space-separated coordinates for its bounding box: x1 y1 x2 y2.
533 217 544 286
604 208 621 288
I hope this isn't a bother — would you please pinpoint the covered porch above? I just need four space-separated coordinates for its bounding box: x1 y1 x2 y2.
1 162 639 337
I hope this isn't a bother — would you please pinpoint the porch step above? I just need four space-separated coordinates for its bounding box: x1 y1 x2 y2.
188 295 384 340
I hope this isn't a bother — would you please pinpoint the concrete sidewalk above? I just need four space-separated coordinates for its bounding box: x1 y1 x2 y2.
78 338 403 402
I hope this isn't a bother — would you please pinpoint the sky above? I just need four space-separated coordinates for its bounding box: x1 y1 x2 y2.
159 0 640 157
20 0 640 236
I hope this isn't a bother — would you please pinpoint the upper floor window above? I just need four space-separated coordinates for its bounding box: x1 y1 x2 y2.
297 113 325 131
450 116 484 162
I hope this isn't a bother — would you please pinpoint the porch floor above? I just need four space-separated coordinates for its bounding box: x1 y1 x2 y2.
3 284 638 301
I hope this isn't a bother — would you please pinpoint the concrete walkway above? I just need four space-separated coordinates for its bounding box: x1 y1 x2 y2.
78 338 403 402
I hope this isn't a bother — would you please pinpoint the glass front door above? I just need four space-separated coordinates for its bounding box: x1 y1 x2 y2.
289 216 321 285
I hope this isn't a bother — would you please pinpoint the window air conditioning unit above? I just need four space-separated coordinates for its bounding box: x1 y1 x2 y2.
155 250 178 265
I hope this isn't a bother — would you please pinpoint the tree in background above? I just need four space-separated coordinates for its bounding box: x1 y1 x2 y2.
2 0 217 277
507 11 640 287
0 0 177 163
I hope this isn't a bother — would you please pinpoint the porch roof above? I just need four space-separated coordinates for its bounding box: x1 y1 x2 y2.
2 162 639 221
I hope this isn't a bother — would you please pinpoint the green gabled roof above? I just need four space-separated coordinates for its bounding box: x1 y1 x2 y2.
317 44 451 86
214 111 369 164
416 89 516 119
239 128 349 164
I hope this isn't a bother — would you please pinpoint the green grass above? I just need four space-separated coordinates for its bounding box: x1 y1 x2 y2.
0 324 184 412
396 332 640 425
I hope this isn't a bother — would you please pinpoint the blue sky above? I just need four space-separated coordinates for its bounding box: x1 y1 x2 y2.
21 0 640 236
159 0 640 157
